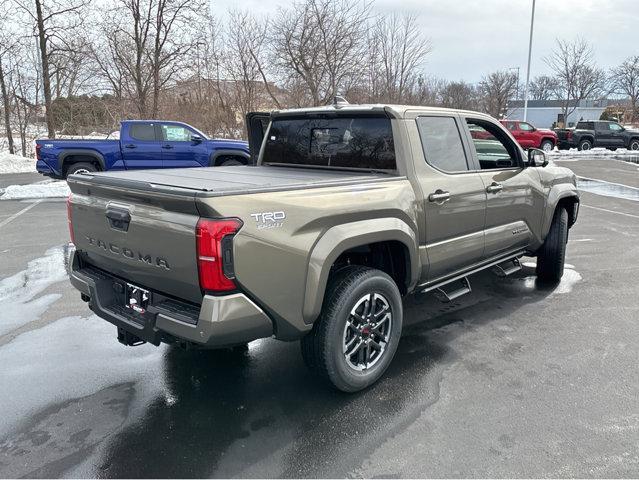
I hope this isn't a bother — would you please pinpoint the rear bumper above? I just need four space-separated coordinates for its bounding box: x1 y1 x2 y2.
36 159 62 178
68 248 273 347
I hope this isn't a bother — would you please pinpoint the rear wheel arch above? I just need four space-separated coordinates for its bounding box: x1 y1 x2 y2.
60 151 105 176
303 218 419 324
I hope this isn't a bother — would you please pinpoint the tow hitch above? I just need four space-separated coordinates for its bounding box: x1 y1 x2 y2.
117 327 146 346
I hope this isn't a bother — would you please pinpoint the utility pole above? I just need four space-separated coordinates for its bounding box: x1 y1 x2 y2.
523 0 536 121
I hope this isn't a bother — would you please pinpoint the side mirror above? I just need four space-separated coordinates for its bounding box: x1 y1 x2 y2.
191 134 203 143
527 148 548 167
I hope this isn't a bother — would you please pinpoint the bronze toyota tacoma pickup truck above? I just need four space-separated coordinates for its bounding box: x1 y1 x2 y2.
67 104 579 392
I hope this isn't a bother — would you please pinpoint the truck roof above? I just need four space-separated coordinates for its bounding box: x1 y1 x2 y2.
270 103 492 120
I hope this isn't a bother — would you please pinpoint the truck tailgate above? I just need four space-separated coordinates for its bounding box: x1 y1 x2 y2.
67 175 203 304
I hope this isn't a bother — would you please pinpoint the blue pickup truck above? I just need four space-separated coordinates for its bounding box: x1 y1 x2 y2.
35 120 250 179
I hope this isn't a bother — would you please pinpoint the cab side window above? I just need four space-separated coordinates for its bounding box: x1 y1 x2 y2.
161 125 193 142
466 119 521 170
130 124 157 141
416 116 469 173
609 123 624 132
518 122 534 131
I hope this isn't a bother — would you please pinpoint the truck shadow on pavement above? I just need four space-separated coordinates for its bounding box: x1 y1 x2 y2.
95 263 575 478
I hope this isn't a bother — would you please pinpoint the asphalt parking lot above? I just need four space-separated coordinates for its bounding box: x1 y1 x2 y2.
0 159 638 478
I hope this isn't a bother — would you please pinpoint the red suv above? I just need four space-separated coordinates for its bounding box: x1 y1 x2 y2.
501 120 557 152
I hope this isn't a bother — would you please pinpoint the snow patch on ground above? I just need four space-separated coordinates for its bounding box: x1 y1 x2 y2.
0 246 69 337
549 147 637 157
550 268 582 295
0 151 36 174
0 180 70 200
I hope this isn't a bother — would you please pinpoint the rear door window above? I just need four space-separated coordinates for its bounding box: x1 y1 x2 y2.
262 116 396 171
129 124 157 141
416 116 469 173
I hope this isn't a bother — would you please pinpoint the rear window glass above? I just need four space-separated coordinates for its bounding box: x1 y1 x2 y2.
130 124 156 141
262 116 396 171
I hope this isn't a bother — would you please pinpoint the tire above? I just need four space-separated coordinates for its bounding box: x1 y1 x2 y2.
540 140 554 152
536 208 568 283
629 139 639 151
219 156 244 166
301 265 403 393
66 162 98 177
577 139 592 151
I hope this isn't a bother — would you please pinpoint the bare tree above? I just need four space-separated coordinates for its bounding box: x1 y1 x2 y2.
93 0 202 118
479 70 518 118
545 38 606 120
13 0 89 138
529 74 561 101
224 11 273 116
440 80 478 110
0 12 17 154
272 0 371 106
609 55 639 122
366 12 431 103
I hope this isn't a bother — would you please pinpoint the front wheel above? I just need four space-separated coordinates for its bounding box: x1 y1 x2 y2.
540 140 554 152
301 266 403 392
536 208 568 282
629 139 639 151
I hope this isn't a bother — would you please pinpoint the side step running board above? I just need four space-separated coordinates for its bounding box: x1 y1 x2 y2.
432 277 471 303
492 258 522 277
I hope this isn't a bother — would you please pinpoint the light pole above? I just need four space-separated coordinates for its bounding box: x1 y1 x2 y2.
523 0 536 121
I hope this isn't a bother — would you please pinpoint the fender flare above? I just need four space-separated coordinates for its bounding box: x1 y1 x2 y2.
209 149 250 166
541 185 580 238
59 149 106 172
302 217 420 324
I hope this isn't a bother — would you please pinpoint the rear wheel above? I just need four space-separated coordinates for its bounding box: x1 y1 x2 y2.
536 208 568 283
578 139 592 151
301 266 403 392
540 140 554 152
66 162 98 177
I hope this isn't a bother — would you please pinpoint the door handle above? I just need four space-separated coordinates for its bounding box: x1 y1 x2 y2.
428 189 451 203
162 144 173 149
124 144 136 149
486 182 503 193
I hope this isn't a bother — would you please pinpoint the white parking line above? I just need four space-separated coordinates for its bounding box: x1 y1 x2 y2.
581 204 639 220
0 200 42 228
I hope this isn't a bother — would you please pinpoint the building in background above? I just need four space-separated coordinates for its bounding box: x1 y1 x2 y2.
505 99 628 128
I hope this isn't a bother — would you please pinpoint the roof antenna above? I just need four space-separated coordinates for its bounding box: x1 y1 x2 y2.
333 95 349 108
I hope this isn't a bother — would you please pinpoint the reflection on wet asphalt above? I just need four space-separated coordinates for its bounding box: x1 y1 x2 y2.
577 177 639 202
0 262 582 478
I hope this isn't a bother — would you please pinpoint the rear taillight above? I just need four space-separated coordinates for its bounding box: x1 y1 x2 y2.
196 218 243 292
66 194 75 244
35 143 42 160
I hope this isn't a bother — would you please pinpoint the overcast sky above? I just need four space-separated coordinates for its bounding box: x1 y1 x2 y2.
213 0 636 83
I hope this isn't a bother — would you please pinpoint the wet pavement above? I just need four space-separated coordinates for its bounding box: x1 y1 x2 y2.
0 159 638 477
